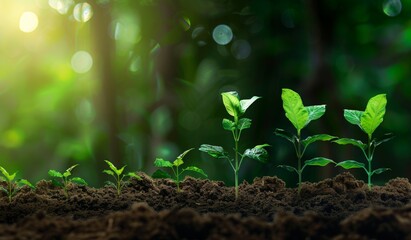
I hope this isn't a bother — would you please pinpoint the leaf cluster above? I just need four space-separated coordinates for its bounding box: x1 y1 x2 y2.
103 160 141 196
48 164 87 198
0 166 35 203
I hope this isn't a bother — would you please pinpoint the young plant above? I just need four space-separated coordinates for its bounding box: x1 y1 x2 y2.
48 164 87 198
199 91 269 200
152 148 207 192
103 160 142 197
0 166 35 203
334 94 393 190
275 88 336 195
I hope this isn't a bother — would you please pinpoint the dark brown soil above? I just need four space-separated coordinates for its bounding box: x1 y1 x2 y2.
1 172 410 239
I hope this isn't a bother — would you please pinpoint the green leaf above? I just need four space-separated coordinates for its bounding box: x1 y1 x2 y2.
304 157 335 167
152 169 172 179
302 134 336 148
221 91 241 118
71 177 87 186
344 110 363 126
0 186 8 194
127 172 142 180
333 138 366 150
243 144 269 163
65 164 79 173
104 160 119 173
281 88 309 134
239 96 261 114
0 167 15 181
336 160 365 170
176 148 194 162
222 118 236 131
17 179 35 189
48 169 63 178
182 166 208 178
373 133 394 147
116 166 126 176
199 144 229 159
154 158 173 168
63 171 72 178
360 94 387 138
102 169 114 176
237 118 252 130
278 165 297 173
51 179 64 187
371 168 390 176
173 158 184 167
274 128 296 143
305 105 326 125
104 181 116 187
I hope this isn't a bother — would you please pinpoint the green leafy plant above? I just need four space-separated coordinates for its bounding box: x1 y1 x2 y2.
275 88 336 195
199 91 269 200
48 164 87 198
152 148 207 192
103 160 142 197
0 166 35 203
334 94 393 190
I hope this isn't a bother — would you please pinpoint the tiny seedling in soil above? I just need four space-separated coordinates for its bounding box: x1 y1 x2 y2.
200 91 269 200
0 166 35 203
333 94 394 190
103 160 142 197
152 148 207 192
275 88 336 195
48 164 87 198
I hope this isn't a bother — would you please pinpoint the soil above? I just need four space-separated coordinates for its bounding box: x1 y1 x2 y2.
1 172 410 239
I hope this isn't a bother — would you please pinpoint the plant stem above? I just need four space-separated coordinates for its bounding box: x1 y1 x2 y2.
234 134 239 200
8 181 12 203
367 137 372 190
176 167 180 192
296 132 302 196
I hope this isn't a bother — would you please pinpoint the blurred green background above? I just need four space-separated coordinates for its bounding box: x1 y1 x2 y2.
1 0 410 187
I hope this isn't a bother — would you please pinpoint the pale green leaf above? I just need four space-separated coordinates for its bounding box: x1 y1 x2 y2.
371 168 390 176
239 96 261 114
305 105 326 125
278 165 298 173
274 128 296 143
344 110 363 126
302 134 336 148
199 144 229 159
71 177 88 186
17 179 35 189
104 160 119 173
221 91 241 118
63 171 71 178
336 160 365 170
154 158 173 168
237 118 252 131
127 172 142 180
304 157 335 167
333 138 366 150
243 145 269 163
48 169 63 178
182 166 208 178
176 148 194 162
65 164 79 173
102 169 114 176
173 158 184 167
222 118 236 131
0 167 15 181
373 133 394 147
281 88 308 134
360 94 387 137
152 169 172 179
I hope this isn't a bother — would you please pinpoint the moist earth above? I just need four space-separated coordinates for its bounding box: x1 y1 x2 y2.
0 172 410 239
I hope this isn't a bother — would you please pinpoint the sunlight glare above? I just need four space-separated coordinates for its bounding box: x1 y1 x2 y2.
19 12 39 33
71 51 93 74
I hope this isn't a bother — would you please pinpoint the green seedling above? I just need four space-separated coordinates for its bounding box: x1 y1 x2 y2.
48 164 87 198
0 166 35 203
275 88 336 195
152 148 207 192
103 160 142 197
334 94 393 190
199 91 269 200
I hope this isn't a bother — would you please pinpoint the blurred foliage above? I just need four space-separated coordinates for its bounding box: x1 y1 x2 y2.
1 0 410 187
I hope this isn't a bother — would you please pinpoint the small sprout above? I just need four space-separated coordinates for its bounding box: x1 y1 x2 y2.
103 160 142 197
152 148 207 192
275 88 336 195
334 94 393 190
200 91 269 200
0 166 35 203
48 164 87 199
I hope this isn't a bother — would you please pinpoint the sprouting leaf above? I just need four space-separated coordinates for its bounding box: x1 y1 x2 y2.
48 170 64 178
239 96 260 114
103 169 114 176
173 158 184 167
126 172 142 180
373 133 394 147
176 148 194 161
17 179 35 189
274 128 296 143
0 167 15 181
336 160 365 170
154 158 173 168
71 177 87 185
199 144 229 159
237 118 252 130
278 165 298 173
243 144 269 163
281 88 309 134
51 179 64 187
360 94 387 138
104 160 119 173
333 138 366 150
344 110 363 126
302 134 336 148
221 91 241 118
305 105 326 126
152 169 172 179
104 181 116 187
222 118 236 131
183 166 208 178
63 171 72 178
116 166 126 176
304 157 335 167
66 164 79 173
371 168 390 176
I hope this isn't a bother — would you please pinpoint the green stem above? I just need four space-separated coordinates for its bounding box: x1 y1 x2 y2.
176 167 180 192
296 132 302 196
367 136 372 190
234 134 239 200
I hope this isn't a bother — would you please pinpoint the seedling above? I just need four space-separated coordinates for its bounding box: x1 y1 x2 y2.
0 166 35 203
334 94 393 190
199 91 269 200
152 148 207 192
103 160 142 197
48 164 87 198
275 88 336 195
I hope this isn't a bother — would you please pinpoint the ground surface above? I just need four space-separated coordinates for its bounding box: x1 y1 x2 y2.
0 172 410 239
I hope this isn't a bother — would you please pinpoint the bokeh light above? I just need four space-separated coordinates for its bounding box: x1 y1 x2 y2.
231 40 251 60
383 0 402 17
73 2 93 23
212 24 233 45
19 12 39 33
71 51 93 74
49 0 74 15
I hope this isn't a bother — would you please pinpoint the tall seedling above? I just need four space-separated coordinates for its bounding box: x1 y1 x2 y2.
334 94 393 190
199 91 269 200
275 88 336 195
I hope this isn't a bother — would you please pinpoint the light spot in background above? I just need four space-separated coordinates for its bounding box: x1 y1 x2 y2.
150 106 172 136
180 16 191 31
383 0 402 17
75 99 96 124
191 26 208 46
1 129 25 148
73 2 93 23
49 0 74 15
71 51 93 73
212 24 233 45
231 40 251 60
129 56 141 72
19 12 39 33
